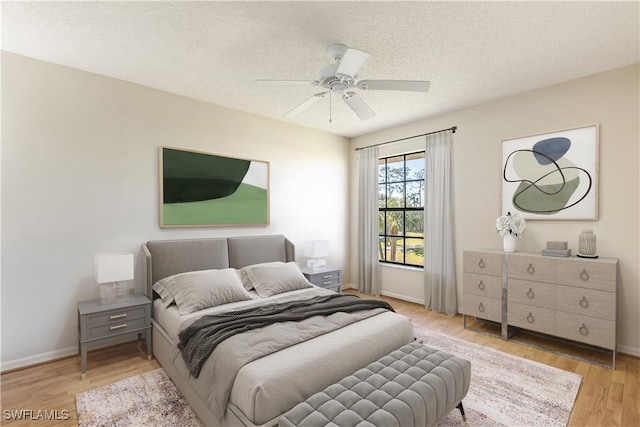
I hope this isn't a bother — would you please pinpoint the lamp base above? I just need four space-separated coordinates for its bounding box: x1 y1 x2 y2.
306 259 327 270
100 283 130 304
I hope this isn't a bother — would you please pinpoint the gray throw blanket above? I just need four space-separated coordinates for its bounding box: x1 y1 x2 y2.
178 293 394 377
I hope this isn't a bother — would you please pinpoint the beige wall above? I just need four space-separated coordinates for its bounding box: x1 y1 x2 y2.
349 64 640 355
1 52 349 368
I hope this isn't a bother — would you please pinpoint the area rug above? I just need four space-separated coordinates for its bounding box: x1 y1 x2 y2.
415 327 582 427
75 369 202 427
76 331 582 427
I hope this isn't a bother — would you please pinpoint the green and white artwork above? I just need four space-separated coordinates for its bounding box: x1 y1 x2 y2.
160 147 269 227
501 125 598 220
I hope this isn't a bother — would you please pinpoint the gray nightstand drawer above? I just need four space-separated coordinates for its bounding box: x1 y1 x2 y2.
87 316 148 339
308 272 340 286
87 306 146 327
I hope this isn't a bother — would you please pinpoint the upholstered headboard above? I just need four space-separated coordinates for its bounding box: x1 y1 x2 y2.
142 235 295 299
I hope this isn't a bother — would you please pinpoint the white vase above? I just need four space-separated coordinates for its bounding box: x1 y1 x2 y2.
579 229 597 256
503 233 517 253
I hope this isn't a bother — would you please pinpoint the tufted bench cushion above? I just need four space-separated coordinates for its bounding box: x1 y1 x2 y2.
279 341 471 427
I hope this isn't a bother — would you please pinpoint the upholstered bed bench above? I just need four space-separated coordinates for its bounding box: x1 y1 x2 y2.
279 341 471 427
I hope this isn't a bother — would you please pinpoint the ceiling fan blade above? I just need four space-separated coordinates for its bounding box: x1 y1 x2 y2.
342 92 375 120
336 48 370 79
254 79 317 85
284 92 327 118
358 80 431 92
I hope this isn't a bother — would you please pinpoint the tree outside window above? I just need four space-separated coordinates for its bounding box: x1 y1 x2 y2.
378 151 425 267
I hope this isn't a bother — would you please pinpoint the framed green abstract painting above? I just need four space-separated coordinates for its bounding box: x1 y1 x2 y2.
159 147 270 227
501 124 598 220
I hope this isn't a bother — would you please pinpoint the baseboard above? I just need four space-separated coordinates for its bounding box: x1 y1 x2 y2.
617 343 640 358
1 334 139 373
344 284 425 305
1 346 78 373
380 290 424 305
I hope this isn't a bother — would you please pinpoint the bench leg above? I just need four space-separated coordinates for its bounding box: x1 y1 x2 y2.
457 402 466 421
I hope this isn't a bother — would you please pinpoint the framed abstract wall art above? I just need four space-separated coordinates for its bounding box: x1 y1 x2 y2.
501 124 598 220
159 147 270 227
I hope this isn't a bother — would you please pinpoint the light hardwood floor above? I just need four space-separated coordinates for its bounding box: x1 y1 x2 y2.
1 291 638 426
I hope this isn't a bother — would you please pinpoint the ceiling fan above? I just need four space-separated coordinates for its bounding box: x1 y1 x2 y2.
256 44 430 121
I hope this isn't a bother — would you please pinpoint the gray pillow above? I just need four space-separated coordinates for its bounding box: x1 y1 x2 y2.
152 268 252 315
243 262 312 297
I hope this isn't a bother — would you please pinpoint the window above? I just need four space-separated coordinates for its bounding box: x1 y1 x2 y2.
378 151 425 267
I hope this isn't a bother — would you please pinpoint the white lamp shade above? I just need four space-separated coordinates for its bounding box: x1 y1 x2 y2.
95 253 134 284
304 240 330 258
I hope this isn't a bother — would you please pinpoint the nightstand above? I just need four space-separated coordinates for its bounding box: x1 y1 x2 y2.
301 266 342 293
77 294 152 379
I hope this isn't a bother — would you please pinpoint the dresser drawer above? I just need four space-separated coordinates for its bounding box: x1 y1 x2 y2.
464 295 501 323
463 251 503 276
556 259 617 292
507 255 556 283
87 316 148 340
555 311 615 350
87 306 146 327
507 302 555 335
508 279 556 309
555 285 615 321
463 273 502 299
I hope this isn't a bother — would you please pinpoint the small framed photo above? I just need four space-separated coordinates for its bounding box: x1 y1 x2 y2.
501 124 598 220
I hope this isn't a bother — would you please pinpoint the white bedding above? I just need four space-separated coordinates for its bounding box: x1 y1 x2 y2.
152 288 414 426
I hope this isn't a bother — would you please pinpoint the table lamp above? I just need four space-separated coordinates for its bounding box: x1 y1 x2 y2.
95 253 134 304
304 240 329 270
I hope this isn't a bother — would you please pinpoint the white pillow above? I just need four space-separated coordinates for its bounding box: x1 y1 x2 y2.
238 261 285 291
152 269 252 315
242 262 312 297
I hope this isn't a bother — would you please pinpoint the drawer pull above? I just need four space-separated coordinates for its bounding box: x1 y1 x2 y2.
110 323 128 330
579 297 589 308
526 313 534 324
527 264 535 275
527 288 535 299
580 269 590 281
322 275 332 279
109 313 127 320
478 259 485 269
478 302 485 313
579 324 589 336
478 281 485 291
323 281 334 285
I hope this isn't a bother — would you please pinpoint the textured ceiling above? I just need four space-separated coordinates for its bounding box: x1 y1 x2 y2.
2 1 639 138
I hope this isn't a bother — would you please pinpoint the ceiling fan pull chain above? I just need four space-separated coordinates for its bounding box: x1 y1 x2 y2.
329 88 333 123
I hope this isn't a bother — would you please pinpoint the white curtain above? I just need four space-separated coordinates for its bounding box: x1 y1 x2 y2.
424 131 457 315
358 146 380 296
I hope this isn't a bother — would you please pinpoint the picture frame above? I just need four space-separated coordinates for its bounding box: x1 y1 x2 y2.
159 146 270 227
501 124 598 220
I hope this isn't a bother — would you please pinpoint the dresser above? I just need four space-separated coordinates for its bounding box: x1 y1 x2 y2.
463 250 618 367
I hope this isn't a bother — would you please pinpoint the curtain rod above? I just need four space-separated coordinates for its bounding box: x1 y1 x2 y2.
354 125 457 152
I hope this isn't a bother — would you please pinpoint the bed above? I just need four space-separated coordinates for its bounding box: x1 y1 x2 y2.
143 235 414 427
